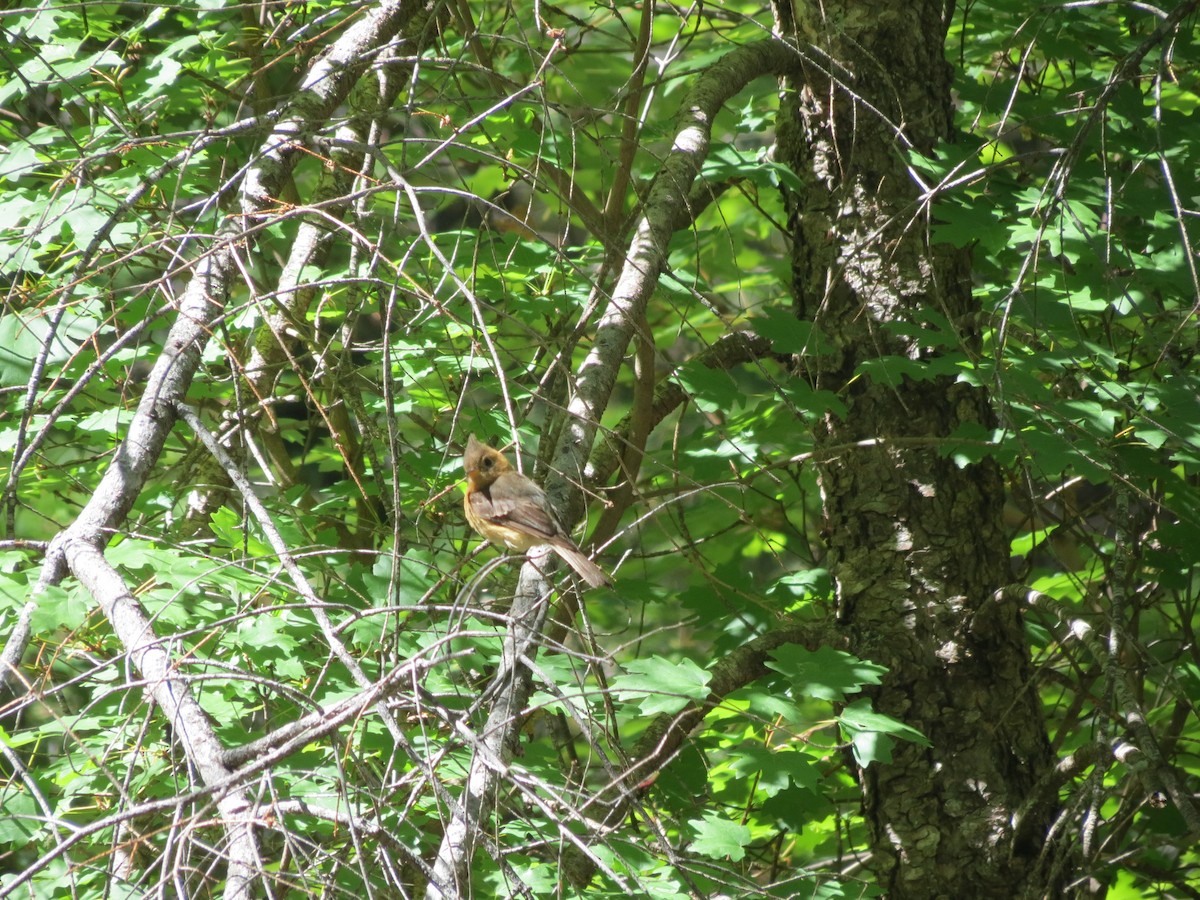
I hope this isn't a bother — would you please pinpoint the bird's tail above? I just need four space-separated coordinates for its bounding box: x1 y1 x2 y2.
550 541 612 589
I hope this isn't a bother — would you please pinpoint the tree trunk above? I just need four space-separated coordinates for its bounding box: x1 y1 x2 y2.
772 3 1066 895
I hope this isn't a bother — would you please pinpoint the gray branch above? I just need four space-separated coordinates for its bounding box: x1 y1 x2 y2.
1004 586 1200 837
6 3 430 897
548 37 799 512
58 539 261 895
425 36 802 899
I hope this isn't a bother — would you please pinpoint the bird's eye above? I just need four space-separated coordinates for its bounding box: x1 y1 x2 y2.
482 457 493 469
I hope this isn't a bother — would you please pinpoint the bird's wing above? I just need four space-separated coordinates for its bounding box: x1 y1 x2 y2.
476 474 562 542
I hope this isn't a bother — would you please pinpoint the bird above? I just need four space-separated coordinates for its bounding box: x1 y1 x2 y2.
461 434 612 588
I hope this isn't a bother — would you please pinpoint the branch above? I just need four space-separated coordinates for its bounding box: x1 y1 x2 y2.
589 329 779 488
424 36 802 899
189 28 431 530
546 38 800 518
424 568 550 900
563 621 829 888
5 4 433 897
1000 586 1200 838
54 540 260 896
2 221 243 701
7 0 425 692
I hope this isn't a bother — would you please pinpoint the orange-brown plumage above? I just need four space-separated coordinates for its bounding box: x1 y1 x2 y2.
462 434 611 588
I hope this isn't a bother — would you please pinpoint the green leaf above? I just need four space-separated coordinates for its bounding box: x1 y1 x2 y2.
236 613 301 657
729 745 822 797
839 698 931 767
766 645 887 702
701 142 803 192
674 359 741 415
29 584 89 634
0 785 40 847
612 656 712 716
0 307 96 386
689 812 752 861
0 563 31 613
754 306 813 353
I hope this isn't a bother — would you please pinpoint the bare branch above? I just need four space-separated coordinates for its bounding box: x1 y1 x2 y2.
4 6 439 898
547 38 800 518
424 37 803 898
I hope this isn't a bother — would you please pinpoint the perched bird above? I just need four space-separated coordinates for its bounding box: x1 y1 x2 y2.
462 434 611 588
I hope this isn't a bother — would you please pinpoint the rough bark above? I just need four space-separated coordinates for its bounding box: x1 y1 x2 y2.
772 2 1064 896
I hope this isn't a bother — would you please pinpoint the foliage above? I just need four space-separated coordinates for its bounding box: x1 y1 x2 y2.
0 0 1197 897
